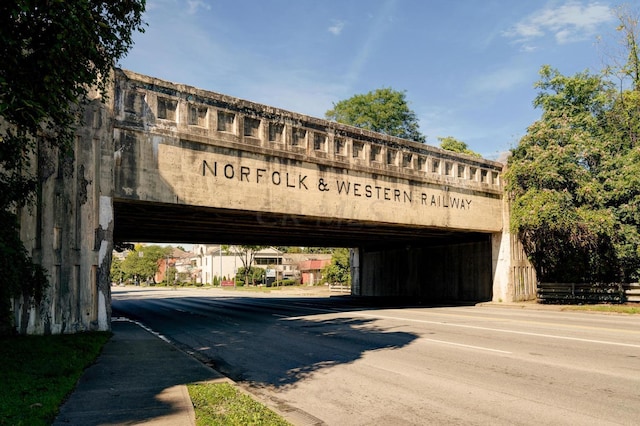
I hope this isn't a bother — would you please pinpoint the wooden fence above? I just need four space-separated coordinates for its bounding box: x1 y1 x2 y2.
537 282 640 304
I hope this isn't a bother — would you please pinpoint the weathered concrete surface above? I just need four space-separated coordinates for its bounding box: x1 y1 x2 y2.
13 68 536 334
15 94 115 334
112 70 504 235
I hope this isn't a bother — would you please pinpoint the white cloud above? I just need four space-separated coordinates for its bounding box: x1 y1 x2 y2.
328 19 345 35
503 1 615 48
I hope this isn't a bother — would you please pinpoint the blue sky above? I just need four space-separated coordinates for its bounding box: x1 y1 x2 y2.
119 0 625 159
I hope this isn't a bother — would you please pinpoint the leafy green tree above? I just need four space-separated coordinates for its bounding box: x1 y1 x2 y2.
325 88 426 143
505 66 615 282
110 257 125 285
303 247 334 254
121 244 171 285
0 0 145 334
322 248 351 285
438 136 482 158
0 212 47 335
507 8 640 284
164 266 178 286
223 245 268 286
235 266 266 286
506 62 640 283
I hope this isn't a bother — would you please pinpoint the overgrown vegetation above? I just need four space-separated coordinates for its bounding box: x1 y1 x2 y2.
322 248 351 285
325 87 426 143
0 1 146 334
438 136 482 158
505 6 640 284
0 332 110 425
187 382 291 426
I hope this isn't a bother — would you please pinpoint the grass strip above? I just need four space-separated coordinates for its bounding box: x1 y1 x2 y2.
0 331 110 426
563 304 640 314
187 382 291 426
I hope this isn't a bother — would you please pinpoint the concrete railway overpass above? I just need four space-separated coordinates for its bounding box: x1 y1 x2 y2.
14 69 536 334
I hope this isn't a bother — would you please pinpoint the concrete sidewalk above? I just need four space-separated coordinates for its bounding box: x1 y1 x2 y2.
53 319 227 425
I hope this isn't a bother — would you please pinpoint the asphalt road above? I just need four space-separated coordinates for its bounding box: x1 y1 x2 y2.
112 286 640 426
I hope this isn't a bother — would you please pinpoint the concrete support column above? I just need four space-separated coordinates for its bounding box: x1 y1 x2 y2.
350 248 360 295
491 231 512 302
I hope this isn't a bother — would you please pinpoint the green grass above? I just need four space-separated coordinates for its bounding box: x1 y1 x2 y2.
187 382 291 426
0 331 110 426
563 304 640 314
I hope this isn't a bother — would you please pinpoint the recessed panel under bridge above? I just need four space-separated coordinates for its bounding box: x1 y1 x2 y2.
112 69 504 302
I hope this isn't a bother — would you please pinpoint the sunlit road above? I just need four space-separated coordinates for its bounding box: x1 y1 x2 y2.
112 286 640 426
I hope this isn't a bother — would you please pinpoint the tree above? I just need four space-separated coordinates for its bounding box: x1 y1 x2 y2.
437 136 482 158
505 63 640 283
322 248 351 285
325 88 426 143
601 5 640 91
506 8 640 284
0 1 145 334
235 266 265 286
121 244 171 285
223 245 268 286
110 257 125 285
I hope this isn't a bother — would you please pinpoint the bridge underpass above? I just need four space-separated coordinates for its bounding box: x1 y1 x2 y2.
14 68 535 334
113 198 494 302
113 200 489 247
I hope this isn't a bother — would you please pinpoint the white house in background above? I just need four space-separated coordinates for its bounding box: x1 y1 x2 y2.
191 245 285 285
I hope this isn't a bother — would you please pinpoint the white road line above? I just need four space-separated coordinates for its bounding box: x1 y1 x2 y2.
420 337 512 354
282 310 640 349
359 312 640 349
403 309 640 335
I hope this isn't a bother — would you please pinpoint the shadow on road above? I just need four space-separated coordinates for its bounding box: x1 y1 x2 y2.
112 291 420 389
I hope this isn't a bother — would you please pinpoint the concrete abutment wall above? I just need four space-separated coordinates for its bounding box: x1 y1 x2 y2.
14 96 115 334
356 238 493 301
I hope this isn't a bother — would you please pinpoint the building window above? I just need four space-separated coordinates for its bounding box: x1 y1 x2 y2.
353 141 364 159
492 171 500 185
445 162 453 176
387 149 397 166
188 105 207 126
157 97 177 121
334 138 345 156
244 117 261 138
217 111 235 133
314 133 326 151
125 91 144 114
432 159 440 174
292 128 307 146
268 122 284 143
469 167 478 181
371 145 381 162
402 153 412 168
